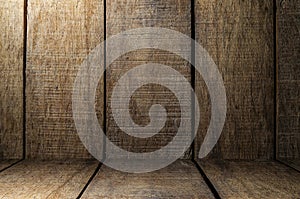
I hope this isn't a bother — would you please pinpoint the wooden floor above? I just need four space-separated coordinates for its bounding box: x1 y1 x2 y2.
198 159 300 198
0 160 299 198
81 160 213 199
0 160 20 171
0 160 98 198
278 159 300 172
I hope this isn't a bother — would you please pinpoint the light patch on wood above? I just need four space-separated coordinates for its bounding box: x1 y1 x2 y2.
0 0 24 159
26 0 104 159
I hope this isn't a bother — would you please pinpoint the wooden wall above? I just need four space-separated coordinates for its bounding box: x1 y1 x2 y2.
26 0 104 159
194 0 274 160
0 0 284 160
277 0 300 162
0 0 24 159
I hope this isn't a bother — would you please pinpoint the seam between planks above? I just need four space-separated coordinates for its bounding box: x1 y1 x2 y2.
275 159 300 173
274 0 278 161
76 162 103 199
192 159 222 199
22 0 28 160
103 0 107 160
0 159 24 173
191 0 196 160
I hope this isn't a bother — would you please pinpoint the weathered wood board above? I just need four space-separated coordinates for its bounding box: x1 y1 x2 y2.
198 159 300 198
0 160 20 171
194 0 274 160
81 160 214 198
1 0 286 161
26 0 104 159
277 0 300 168
106 0 192 159
0 160 98 198
0 0 24 159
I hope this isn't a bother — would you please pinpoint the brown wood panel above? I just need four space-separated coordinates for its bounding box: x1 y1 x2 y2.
26 0 104 159
82 160 214 198
0 160 98 198
281 159 300 171
277 0 300 167
195 0 274 160
198 159 300 198
105 0 192 159
0 160 19 171
0 0 24 159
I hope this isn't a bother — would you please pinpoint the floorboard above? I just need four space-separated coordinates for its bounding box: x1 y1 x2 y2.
197 159 300 198
0 160 298 198
0 160 98 198
0 160 20 171
278 159 300 172
81 160 214 198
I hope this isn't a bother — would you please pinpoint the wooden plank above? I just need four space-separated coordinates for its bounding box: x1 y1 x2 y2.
26 0 104 159
0 0 24 159
198 159 300 198
277 0 300 168
81 160 214 198
106 0 192 159
281 159 300 171
194 0 274 159
0 160 19 171
0 160 98 198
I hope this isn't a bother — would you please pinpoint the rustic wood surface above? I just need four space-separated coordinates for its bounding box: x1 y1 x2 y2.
277 0 300 169
105 0 192 159
2 0 295 163
0 0 24 159
0 160 298 198
81 160 214 198
197 159 300 198
26 0 104 159
0 160 98 198
280 159 300 171
194 0 274 160
0 160 20 171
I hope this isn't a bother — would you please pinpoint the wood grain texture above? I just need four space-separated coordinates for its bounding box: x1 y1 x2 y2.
81 160 214 198
106 0 192 159
277 0 300 168
0 160 98 198
0 160 19 171
194 0 274 160
0 0 24 159
26 0 104 159
197 159 300 198
281 159 300 171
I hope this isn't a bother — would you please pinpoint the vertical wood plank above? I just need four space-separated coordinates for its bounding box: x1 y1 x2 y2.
26 0 104 159
277 0 300 166
106 0 192 159
195 0 274 159
0 0 24 159
107 0 190 159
